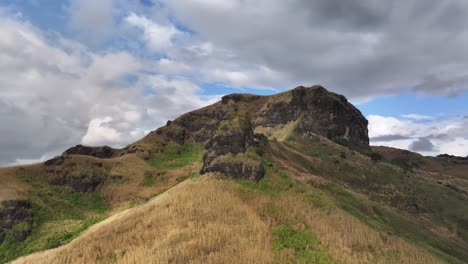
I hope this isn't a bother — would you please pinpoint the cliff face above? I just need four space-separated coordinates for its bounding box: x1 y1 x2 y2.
150 85 369 149
254 86 369 147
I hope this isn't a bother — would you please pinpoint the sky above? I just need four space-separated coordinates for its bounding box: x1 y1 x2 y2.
0 0 467 165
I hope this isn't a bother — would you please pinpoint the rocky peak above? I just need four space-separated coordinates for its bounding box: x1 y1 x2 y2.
254 85 369 148
149 85 369 148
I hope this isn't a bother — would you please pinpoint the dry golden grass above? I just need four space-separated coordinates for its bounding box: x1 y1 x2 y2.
100 154 182 206
254 121 298 142
13 177 272 264
0 165 36 201
256 194 441 264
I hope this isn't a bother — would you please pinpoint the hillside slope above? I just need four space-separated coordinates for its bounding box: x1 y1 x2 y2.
1 85 467 263
13 173 441 264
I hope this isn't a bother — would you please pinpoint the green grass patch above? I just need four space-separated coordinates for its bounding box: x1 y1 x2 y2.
12 222 31 232
235 160 295 198
147 143 204 170
321 183 467 264
0 174 110 263
272 225 337 264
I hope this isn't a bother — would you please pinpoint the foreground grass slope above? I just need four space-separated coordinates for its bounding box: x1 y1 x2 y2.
13 165 440 264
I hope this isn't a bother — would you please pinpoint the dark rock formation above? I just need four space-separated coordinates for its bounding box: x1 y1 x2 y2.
45 158 107 192
0 200 33 243
255 86 369 148
49 174 103 193
200 111 266 181
202 160 265 181
63 145 116 158
221 93 261 104
44 156 66 166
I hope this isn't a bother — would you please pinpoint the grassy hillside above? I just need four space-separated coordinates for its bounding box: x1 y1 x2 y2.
13 170 440 264
270 135 468 264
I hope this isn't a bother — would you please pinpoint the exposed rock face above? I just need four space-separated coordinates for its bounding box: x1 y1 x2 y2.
63 145 116 158
202 160 265 181
44 158 107 192
255 86 369 148
44 156 66 166
0 200 33 243
49 174 103 193
200 112 266 181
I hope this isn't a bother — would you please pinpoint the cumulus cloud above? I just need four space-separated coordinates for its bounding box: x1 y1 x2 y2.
369 115 468 156
125 12 182 52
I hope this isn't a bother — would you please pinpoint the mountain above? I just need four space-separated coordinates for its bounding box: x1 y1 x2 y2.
1 85 467 264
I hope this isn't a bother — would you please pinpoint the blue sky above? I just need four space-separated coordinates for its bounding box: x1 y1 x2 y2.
0 0 467 165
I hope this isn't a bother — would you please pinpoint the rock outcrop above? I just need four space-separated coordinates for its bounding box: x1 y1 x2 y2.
200 110 266 181
63 145 116 159
44 157 108 192
0 200 33 243
254 86 369 147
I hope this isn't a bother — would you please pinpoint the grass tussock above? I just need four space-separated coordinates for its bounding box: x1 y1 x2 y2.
13 177 272 264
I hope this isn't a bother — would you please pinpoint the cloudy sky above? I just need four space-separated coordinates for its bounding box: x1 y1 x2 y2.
1 0 467 165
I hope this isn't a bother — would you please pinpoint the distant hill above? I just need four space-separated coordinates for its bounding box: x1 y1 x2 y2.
1 86 467 264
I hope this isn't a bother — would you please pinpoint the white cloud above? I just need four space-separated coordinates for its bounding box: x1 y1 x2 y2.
125 13 182 52
81 117 122 146
154 58 190 74
401 114 433 120
369 115 468 156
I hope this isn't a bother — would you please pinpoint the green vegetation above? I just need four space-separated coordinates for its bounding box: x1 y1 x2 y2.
235 158 337 263
12 222 31 232
142 171 156 186
141 171 168 187
273 225 337 264
236 160 295 198
270 137 468 263
320 183 467 264
147 143 204 169
0 173 109 263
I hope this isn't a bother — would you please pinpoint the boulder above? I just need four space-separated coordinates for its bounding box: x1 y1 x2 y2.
0 200 33 242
